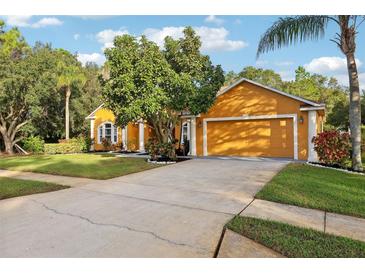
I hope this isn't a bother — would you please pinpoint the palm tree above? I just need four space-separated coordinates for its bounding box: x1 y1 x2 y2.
56 51 86 140
257 15 365 171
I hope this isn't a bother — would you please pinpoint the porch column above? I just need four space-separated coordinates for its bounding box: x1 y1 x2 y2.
122 126 127 151
190 117 197 156
308 110 318 162
90 119 95 151
139 121 145 152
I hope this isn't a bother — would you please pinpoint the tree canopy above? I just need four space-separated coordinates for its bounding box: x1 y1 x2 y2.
101 27 224 144
0 20 102 153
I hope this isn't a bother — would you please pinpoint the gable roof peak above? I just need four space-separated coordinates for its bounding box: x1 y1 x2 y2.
218 77 322 107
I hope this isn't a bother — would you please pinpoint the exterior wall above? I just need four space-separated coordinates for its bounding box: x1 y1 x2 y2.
126 123 138 151
92 107 153 151
93 108 122 151
195 82 310 160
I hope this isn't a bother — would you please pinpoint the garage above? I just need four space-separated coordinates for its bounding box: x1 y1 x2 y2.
205 117 294 158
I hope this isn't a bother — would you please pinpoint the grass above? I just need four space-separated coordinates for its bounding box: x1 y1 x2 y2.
0 154 159 179
0 177 69 200
256 163 365 218
227 216 365 258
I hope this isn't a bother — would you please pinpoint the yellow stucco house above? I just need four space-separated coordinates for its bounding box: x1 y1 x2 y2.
86 78 325 161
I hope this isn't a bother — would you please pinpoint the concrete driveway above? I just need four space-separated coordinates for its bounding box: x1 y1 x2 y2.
0 158 288 257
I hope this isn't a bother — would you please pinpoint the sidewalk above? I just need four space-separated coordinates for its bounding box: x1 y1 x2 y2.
240 199 365 242
0 169 101 187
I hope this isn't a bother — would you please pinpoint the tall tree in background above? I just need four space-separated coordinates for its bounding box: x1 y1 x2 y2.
238 66 284 89
0 21 29 153
257 15 364 171
70 62 103 137
56 50 86 140
0 22 60 153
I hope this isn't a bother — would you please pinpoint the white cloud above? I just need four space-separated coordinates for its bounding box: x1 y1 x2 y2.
77 53 106 66
5 15 32 27
143 26 247 52
204 15 224 26
96 28 129 50
304 56 365 89
31 17 63 28
73 33 80 40
5 15 63 28
305 56 362 74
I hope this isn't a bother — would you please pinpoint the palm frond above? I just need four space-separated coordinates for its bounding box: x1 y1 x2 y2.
257 16 330 58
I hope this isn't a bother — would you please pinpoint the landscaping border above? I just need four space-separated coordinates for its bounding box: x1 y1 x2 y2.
306 162 365 176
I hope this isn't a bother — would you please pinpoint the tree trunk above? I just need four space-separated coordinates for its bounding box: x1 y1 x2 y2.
346 52 363 171
337 16 363 171
65 86 71 140
3 135 14 154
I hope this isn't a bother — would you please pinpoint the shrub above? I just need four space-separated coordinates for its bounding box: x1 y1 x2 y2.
22 136 45 154
145 138 177 161
102 138 112 151
312 130 351 166
44 137 88 154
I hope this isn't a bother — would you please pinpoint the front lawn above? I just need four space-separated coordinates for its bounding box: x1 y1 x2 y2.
256 163 365 218
0 154 159 179
0 177 69 200
227 216 365 258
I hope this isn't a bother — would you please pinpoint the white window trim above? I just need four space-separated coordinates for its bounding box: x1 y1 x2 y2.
202 114 298 160
97 122 118 145
181 121 190 144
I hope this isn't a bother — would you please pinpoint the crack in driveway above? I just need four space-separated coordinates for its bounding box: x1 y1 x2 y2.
30 199 209 254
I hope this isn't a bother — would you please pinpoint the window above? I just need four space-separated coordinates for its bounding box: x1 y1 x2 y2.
181 122 190 144
97 122 118 144
104 123 112 142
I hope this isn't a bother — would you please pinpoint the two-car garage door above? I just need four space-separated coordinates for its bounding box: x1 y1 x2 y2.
206 118 294 158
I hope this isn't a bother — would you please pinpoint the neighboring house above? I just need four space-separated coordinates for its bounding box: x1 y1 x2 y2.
86 78 325 161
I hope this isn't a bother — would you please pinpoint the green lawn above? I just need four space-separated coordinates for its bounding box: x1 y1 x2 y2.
0 177 69 200
256 163 365 218
227 216 365 258
0 154 159 179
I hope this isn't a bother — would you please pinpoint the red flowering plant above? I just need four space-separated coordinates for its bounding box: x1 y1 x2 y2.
312 130 351 167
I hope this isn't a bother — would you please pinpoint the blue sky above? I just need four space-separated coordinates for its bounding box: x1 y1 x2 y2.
2 15 365 87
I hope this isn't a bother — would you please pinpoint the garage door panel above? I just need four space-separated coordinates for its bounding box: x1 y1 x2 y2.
207 119 293 158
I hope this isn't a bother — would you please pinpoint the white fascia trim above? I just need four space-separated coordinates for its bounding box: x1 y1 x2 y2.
85 103 105 120
203 114 298 160
219 78 320 107
300 106 325 111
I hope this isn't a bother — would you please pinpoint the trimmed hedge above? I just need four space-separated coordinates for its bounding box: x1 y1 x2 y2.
44 137 88 154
